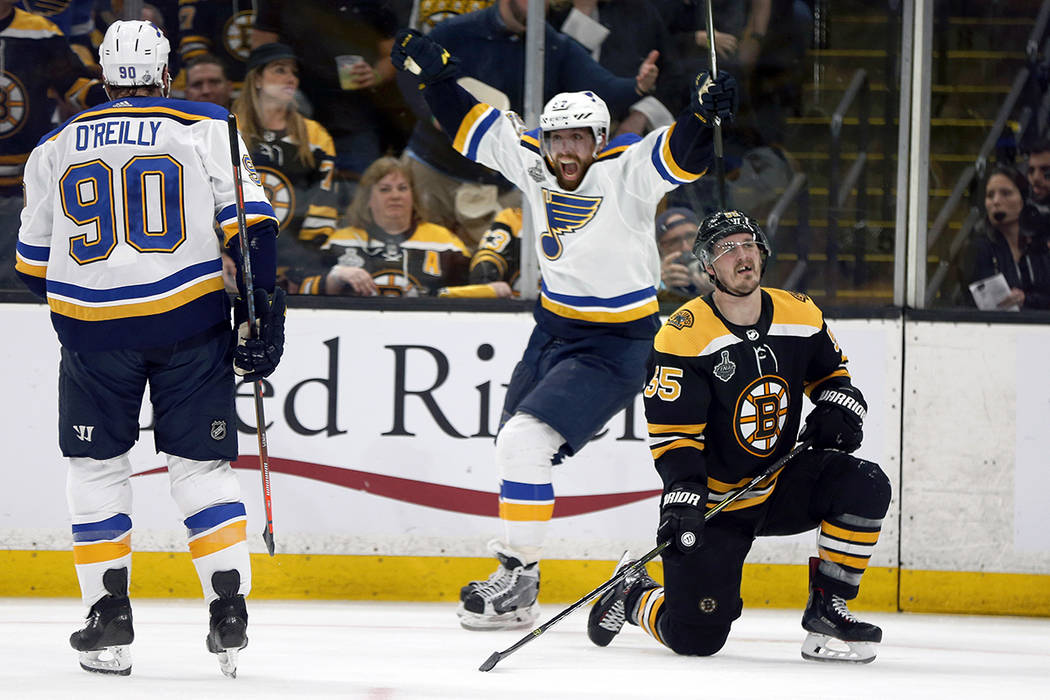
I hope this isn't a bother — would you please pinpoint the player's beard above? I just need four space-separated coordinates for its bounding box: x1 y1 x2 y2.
555 155 587 191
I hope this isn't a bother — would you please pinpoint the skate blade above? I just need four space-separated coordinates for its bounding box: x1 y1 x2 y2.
215 648 239 678
801 632 877 664
456 602 539 631
78 645 132 675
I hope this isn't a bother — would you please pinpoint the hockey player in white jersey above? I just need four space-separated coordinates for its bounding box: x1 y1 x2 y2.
391 28 737 631
16 20 283 677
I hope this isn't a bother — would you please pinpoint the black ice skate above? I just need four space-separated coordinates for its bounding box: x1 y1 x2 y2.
587 552 659 647
206 570 248 678
458 542 539 631
801 557 882 663
69 567 134 675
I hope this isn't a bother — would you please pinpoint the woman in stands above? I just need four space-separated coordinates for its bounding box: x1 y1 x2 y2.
965 165 1050 310
232 43 339 294
314 157 471 297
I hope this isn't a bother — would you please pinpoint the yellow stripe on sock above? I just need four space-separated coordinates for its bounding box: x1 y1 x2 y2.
73 534 131 565
188 520 246 559
822 522 881 543
820 548 871 570
498 502 554 522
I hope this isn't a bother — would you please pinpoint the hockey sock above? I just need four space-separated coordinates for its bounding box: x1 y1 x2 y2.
72 514 133 608
185 502 251 603
498 479 552 564
633 586 668 647
494 413 564 563
816 513 883 597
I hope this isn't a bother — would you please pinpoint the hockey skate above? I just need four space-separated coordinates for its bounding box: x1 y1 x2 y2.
69 567 134 675
587 552 659 647
206 570 248 678
458 542 539 631
801 557 882 663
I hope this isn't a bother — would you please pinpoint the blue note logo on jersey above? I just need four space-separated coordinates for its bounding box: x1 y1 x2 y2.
540 189 602 260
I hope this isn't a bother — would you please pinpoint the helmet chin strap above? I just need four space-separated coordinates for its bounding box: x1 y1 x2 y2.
712 276 752 297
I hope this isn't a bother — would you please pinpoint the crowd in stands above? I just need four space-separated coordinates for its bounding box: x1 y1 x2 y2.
26 1 1050 313
0 0 817 302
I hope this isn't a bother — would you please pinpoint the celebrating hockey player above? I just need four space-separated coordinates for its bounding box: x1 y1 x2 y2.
16 20 284 677
587 211 892 663
390 29 736 631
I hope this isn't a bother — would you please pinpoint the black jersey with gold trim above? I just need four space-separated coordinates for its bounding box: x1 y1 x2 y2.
469 206 521 289
248 118 338 240
0 8 106 196
644 288 861 508
320 221 470 297
178 0 254 83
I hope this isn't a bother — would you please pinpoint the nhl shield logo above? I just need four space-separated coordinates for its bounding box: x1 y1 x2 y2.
713 350 736 382
210 420 227 441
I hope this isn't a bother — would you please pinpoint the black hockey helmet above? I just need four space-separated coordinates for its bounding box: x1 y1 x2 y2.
692 210 771 275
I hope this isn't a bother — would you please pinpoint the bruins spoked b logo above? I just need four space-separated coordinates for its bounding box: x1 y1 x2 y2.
733 375 789 456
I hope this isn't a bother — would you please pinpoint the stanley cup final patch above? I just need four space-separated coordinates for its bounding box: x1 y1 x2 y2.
713 350 736 382
210 420 228 441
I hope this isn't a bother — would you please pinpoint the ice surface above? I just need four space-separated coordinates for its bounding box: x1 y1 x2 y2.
2 598 1047 699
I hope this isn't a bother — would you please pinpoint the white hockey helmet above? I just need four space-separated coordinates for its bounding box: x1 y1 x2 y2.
99 20 171 89
539 91 610 162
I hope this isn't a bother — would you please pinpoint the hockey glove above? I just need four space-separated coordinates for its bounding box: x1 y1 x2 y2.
799 386 867 453
657 482 707 555
391 28 460 87
690 70 737 127
233 287 286 382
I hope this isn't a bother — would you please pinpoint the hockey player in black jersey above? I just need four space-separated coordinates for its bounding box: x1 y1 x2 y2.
588 211 892 663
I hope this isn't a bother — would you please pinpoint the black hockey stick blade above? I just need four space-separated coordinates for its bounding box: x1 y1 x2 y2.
478 651 502 672
476 439 812 671
262 525 275 556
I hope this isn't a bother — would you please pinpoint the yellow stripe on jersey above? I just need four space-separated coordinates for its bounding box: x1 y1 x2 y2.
219 213 281 240
453 103 494 154
658 123 706 182
47 105 217 141
14 259 47 279
648 422 706 435
804 369 852 396
766 288 825 331
48 276 223 321
706 467 785 511
650 438 704 459
470 250 508 276
305 118 336 156
540 295 659 324
654 298 734 357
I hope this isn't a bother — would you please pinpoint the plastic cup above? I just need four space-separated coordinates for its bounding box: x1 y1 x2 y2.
336 55 365 90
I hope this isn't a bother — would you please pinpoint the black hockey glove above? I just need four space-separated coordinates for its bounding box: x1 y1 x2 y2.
391 28 460 87
690 70 737 127
233 287 286 382
799 386 867 453
657 482 707 555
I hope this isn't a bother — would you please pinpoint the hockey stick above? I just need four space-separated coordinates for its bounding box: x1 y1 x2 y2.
478 438 813 672
703 0 727 209
227 113 276 558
